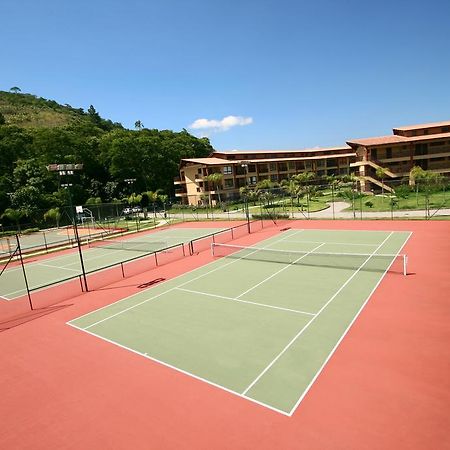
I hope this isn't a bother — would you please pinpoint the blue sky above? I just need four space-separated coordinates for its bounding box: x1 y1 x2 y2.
2 0 450 150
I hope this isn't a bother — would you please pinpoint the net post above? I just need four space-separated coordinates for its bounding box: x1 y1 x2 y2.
15 234 34 311
403 255 407 276
211 243 215 257
79 275 84 292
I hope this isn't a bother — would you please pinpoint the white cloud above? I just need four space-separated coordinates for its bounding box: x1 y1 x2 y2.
189 115 253 134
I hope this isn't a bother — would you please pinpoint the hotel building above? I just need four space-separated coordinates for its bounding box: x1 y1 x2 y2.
175 121 450 205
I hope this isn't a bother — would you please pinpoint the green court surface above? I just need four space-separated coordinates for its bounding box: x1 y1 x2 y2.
0 227 224 300
68 229 411 415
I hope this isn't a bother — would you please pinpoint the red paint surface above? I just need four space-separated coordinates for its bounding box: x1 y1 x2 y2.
0 220 449 449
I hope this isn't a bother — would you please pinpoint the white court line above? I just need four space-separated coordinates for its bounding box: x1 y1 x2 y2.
176 287 316 316
35 262 81 273
67 321 291 416
235 243 326 300
241 231 394 396
68 228 409 416
67 229 304 324
286 240 379 247
80 229 306 330
287 231 413 416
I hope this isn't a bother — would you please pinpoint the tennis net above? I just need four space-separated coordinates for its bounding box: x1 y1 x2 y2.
211 243 408 275
87 238 168 253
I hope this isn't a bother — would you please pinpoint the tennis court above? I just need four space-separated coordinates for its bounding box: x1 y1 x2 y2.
0 226 226 300
68 228 411 415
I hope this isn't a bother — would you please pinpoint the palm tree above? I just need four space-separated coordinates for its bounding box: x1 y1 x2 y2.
247 189 260 206
205 172 223 206
159 194 169 219
294 172 315 213
134 120 144 131
146 190 162 223
281 178 301 217
9 86 21 94
1 208 24 232
44 207 62 228
375 167 387 202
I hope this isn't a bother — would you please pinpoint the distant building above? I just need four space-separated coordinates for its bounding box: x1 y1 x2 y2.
347 121 450 193
175 121 450 205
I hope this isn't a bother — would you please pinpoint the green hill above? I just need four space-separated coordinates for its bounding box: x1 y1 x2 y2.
0 90 121 129
0 89 214 225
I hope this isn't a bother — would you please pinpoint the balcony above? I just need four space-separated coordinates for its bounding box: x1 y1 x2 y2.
173 176 185 185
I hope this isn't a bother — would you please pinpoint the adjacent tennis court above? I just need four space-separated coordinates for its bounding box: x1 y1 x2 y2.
68 228 411 415
0 226 226 300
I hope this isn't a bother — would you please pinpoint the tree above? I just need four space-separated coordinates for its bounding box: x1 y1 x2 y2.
87 105 102 126
140 192 149 218
145 190 161 223
1 208 25 231
10 86 21 94
44 207 62 228
0 112 5 125
281 178 301 216
135 120 144 131
375 167 388 200
205 172 223 206
409 166 445 217
128 193 142 206
159 194 169 218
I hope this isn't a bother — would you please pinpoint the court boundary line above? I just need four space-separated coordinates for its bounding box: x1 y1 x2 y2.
65 229 410 416
176 287 316 316
241 231 395 396
72 230 306 330
286 230 413 416
287 240 379 247
0 227 239 299
67 321 291 417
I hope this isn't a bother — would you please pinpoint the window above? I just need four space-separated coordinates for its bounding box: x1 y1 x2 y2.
371 149 377 160
248 164 256 173
249 176 257 185
288 161 295 170
223 166 233 175
224 179 234 189
259 164 269 173
269 163 277 172
442 126 450 132
415 144 428 156
316 159 325 168
270 174 278 182
386 148 392 159
279 163 288 171
327 158 337 168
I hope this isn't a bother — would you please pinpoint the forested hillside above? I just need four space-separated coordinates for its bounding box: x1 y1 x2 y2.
0 90 213 224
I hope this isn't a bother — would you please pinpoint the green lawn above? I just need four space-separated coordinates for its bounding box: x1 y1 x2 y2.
346 190 450 212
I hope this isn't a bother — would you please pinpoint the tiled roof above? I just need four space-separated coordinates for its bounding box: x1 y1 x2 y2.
347 132 450 147
180 153 356 166
180 157 228 165
393 120 450 131
213 146 351 156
